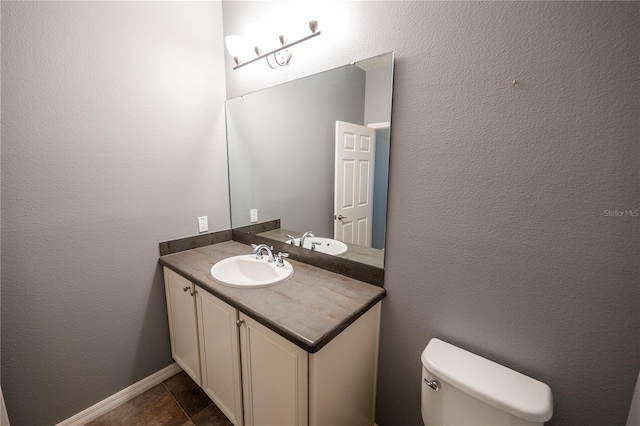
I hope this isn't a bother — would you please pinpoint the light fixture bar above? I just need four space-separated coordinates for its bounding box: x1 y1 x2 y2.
233 31 321 70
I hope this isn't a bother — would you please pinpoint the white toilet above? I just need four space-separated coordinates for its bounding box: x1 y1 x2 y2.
421 338 553 426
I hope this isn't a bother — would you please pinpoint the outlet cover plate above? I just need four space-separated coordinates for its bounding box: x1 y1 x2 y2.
198 216 208 233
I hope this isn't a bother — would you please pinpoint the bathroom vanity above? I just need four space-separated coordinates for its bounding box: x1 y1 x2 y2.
160 240 385 426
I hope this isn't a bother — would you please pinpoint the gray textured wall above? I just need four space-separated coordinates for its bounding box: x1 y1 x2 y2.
223 2 639 425
1 2 229 424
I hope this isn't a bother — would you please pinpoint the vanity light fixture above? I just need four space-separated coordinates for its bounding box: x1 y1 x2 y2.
225 20 321 70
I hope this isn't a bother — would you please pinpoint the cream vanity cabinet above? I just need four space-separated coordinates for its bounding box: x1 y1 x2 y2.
163 267 202 386
163 267 382 426
165 267 244 425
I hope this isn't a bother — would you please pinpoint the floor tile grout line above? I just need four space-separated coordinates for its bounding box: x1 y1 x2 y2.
162 381 193 423
191 401 215 422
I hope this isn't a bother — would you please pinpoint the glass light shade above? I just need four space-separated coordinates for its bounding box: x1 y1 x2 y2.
280 18 318 41
244 23 268 55
270 16 292 47
225 35 253 64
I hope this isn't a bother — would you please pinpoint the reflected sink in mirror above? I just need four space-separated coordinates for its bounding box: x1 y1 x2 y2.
286 237 348 256
256 227 384 269
210 255 293 288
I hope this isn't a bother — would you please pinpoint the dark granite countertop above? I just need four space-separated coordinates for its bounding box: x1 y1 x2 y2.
159 241 386 353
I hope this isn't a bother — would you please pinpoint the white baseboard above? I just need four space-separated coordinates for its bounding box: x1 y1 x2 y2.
56 363 182 426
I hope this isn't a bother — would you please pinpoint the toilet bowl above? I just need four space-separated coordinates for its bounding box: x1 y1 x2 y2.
421 338 553 426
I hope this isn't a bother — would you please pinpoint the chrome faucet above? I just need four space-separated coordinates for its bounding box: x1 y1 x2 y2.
299 231 315 248
251 244 276 263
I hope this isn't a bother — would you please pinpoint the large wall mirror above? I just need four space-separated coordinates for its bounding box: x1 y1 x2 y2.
227 52 394 271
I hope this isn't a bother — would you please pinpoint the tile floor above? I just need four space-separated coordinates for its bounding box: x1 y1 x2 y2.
86 371 233 426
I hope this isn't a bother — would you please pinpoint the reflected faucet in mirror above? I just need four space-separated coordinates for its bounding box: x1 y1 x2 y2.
299 231 315 247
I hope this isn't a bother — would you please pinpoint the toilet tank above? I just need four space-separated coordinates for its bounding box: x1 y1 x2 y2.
421 339 553 426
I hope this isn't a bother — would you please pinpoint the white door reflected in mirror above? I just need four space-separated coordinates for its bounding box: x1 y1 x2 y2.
334 120 375 247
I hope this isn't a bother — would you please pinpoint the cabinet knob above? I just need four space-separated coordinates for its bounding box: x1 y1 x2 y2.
183 286 190 292
190 289 197 297
236 319 245 328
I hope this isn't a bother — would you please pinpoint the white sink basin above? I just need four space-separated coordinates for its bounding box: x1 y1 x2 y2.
210 255 293 288
287 237 348 256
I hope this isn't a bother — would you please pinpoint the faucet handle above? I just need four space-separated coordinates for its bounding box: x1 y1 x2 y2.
276 252 289 267
286 235 296 244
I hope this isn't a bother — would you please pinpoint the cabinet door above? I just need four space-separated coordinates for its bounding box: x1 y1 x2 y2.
239 313 308 426
196 287 244 426
309 302 381 426
163 267 201 385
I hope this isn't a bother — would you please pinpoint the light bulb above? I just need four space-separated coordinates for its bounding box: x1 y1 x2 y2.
225 35 252 64
245 23 268 56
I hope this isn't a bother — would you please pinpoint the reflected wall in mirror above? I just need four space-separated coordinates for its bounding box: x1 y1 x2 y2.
227 52 394 269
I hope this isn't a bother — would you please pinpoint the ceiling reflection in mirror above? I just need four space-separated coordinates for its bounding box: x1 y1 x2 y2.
226 52 394 269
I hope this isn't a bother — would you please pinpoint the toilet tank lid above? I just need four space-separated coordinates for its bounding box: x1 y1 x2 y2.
422 338 553 423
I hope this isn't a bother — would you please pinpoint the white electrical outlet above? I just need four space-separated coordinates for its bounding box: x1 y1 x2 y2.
250 209 258 223
198 216 208 233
